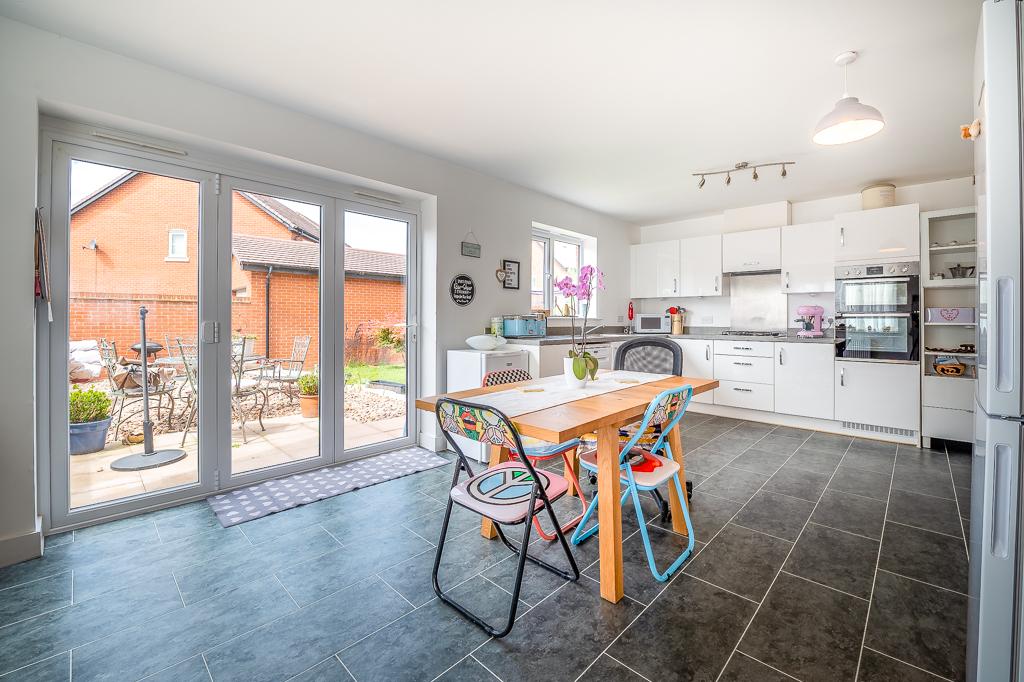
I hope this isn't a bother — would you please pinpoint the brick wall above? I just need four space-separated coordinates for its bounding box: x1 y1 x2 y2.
69 172 406 369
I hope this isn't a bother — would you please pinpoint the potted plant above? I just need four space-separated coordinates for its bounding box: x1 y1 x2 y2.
297 372 319 418
69 385 113 455
554 265 606 388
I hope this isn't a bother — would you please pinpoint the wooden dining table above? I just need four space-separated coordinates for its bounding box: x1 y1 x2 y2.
416 372 719 604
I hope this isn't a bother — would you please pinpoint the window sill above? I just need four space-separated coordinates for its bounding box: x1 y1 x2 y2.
164 256 190 262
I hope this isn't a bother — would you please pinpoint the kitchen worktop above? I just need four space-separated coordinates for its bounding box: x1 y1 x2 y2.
505 328 840 346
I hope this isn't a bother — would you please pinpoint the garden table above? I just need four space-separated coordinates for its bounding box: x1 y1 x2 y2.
416 371 718 603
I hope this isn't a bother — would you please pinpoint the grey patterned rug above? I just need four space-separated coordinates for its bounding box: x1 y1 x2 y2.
207 446 450 527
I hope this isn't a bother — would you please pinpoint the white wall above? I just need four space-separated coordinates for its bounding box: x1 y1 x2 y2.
637 177 975 326
0 17 633 562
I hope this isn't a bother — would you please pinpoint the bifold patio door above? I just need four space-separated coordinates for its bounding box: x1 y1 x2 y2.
45 139 418 531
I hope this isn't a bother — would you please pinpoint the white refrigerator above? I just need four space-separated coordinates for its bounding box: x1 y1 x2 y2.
445 348 529 462
968 2 1024 680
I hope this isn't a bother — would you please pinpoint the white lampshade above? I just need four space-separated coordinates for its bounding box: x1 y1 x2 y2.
812 96 885 145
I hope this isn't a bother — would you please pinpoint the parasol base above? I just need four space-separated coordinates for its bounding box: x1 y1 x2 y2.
110 448 187 472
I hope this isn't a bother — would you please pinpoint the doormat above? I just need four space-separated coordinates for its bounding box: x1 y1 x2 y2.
207 446 450 527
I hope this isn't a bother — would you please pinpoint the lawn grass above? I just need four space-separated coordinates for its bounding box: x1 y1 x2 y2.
344 363 406 385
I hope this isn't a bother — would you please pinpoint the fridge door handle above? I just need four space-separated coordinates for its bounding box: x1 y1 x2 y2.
993 276 1016 394
992 442 1013 558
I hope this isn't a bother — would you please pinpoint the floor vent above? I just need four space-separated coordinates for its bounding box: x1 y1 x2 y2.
842 421 917 438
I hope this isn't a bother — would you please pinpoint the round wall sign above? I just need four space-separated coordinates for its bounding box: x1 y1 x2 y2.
450 274 475 306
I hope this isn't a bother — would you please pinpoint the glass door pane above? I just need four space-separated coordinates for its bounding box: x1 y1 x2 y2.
225 188 325 476
66 160 203 509
342 208 414 452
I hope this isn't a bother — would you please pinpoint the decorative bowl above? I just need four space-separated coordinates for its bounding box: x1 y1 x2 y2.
466 335 507 351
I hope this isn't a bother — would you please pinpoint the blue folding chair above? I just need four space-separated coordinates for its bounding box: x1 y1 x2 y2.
571 385 696 582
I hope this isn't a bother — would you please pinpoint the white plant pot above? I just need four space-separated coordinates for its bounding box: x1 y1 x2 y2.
564 357 589 389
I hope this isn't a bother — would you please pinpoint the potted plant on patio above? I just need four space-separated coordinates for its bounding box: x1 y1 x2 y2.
554 264 606 388
297 372 319 418
69 385 113 455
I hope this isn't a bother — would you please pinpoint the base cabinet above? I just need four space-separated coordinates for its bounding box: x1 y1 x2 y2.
673 339 714 403
775 343 834 420
835 360 920 433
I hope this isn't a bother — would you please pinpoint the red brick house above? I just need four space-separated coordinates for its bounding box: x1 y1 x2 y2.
70 171 406 368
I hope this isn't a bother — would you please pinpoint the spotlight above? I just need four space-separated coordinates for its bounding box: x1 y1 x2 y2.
752 167 759 181
697 175 705 189
781 164 788 178
725 172 731 186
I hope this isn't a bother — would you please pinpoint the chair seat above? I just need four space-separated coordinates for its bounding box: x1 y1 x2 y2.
451 461 569 525
578 448 680 489
514 436 580 460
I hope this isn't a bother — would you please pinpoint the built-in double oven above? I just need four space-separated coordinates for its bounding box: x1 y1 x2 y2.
834 261 920 362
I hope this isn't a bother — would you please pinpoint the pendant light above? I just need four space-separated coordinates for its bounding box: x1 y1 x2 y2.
813 51 885 146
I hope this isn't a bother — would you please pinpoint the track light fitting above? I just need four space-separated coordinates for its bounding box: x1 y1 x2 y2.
693 160 794 189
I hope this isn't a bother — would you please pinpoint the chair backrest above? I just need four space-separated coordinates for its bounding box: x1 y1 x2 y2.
97 338 121 391
286 335 312 371
481 367 533 387
163 334 179 359
614 337 682 375
435 398 546 486
618 385 694 463
177 338 199 391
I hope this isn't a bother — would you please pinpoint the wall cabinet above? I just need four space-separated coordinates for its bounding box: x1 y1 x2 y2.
723 227 781 273
630 240 680 298
834 359 920 432
774 343 834 420
834 204 920 263
781 221 836 293
679 234 723 297
673 339 714 403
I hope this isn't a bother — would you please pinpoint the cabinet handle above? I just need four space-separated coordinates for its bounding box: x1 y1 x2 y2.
733 387 753 392
733 361 753 366
705 345 710 361
785 271 790 289
840 367 845 386
714 275 719 292
779 348 784 365
673 277 677 293
839 227 845 247
734 346 752 351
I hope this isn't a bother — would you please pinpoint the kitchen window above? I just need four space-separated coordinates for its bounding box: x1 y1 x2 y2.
531 227 583 314
166 228 188 261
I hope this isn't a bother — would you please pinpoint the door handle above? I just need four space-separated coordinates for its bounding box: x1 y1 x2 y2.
839 227 845 246
778 348 783 365
992 443 1012 558
840 367 845 386
733 361 753 366
705 345 710 361
785 271 790 289
714 275 719 293
673 277 677 293
734 346 752 351
732 387 753 392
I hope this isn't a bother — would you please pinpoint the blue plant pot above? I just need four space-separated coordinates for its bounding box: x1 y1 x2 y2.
69 416 112 456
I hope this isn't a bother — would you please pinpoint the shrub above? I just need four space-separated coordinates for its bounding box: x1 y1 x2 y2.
297 372 319 396
69 386 112 424
375 327 405 355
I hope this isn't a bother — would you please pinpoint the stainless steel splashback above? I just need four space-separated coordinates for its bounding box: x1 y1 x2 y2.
728 273 787 331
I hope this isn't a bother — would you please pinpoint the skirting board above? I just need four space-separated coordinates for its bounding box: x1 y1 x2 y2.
0 516 43 568
418 430 447 452
688 403 920 446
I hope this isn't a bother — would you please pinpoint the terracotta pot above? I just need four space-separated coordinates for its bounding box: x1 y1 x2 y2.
299 394 319 418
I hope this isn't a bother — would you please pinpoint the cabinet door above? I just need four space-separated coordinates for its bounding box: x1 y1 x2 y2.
723 227 781 273
775 343 835 419
679 234 723 297
630 240 679 297
834 359 920 431
834 204 920 263
781 221 836 293
675 339 715 403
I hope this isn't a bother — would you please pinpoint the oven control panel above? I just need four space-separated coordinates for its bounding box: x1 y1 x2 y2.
835 261 920 279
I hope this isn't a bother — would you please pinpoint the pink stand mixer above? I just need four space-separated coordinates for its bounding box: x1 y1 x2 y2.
795 305 825 338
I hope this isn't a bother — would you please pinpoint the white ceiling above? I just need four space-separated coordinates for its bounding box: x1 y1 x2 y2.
0 0 979 224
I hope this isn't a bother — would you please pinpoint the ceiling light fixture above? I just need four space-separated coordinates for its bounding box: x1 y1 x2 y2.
692 161 794 188
812 51 885 145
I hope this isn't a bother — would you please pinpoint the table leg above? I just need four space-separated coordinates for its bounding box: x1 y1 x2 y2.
596 424 624 603
666 422 689 536
480 444 510 539
563 448 580 497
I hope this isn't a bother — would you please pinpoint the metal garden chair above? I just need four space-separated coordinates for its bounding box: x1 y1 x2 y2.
98 338 177 440
433 398 580 637
229 338 270 444
571 385 697 582
481 367 589 541
269 335 311 403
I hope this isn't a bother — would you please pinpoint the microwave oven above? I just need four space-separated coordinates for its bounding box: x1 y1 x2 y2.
633 313 671 334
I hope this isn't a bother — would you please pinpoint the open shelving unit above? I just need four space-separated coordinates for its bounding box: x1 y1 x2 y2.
920 206 978 446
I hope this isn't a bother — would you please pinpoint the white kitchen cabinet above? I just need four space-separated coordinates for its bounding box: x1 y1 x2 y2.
774 343 835 420
714 380 774 411
679 234 723 297
834 204 920 263
834 359 920 433
723 227 781 273
781 221 837 293
630 240 680 298
673 338 714 404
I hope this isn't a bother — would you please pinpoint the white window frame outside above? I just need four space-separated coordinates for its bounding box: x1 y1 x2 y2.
531 226 588 315
166 228 188 261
